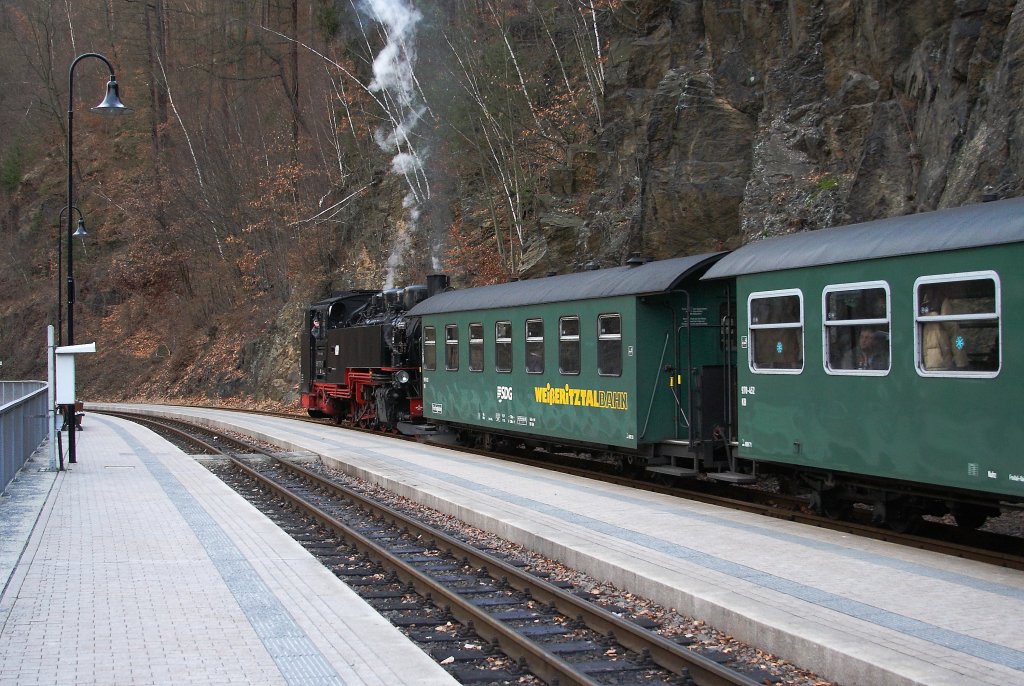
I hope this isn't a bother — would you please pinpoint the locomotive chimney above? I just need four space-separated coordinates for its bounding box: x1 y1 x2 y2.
427 273 450 299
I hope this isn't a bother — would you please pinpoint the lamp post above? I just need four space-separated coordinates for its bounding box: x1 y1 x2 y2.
56 205 86 348
64 52 130 464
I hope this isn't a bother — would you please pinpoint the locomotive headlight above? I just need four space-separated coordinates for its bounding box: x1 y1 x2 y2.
394 370 411 385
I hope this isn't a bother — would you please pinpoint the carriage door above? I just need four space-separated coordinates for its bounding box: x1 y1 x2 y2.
685 293 737 467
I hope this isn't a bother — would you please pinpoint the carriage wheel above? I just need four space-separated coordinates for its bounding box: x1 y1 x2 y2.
952 503 994 530
885 497 923 533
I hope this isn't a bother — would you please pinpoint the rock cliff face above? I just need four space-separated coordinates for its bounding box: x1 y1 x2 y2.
266 0 1024 404
581 0 1024 262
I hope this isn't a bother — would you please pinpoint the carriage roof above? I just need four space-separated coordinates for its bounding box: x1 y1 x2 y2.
703 196 1024 279
408 252 723 316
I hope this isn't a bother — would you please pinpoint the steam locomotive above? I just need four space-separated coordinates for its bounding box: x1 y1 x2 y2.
300 274 449 429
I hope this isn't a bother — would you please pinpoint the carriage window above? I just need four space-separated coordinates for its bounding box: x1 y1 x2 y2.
495 320 512 373
915 273 1000 377
526 319 544 374
597 314 622 377
445 324 459 371
559 316 581 375
823 283 890 374
748 291 803 373
423 326 436 371
468 323 484 372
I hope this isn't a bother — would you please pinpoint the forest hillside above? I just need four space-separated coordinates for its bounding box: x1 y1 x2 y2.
2 0 1023 405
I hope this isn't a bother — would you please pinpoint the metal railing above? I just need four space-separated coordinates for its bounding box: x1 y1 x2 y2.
1 381 49 495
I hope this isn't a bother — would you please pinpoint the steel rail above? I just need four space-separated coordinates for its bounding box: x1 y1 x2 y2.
267 457 761 686
227 457 616 686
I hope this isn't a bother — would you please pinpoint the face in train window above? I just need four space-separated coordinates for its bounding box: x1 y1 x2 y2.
915 273 1000 377
823 284 890 374
748 291 803 373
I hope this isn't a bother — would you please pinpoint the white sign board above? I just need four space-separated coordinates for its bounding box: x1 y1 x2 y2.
55 343 96 405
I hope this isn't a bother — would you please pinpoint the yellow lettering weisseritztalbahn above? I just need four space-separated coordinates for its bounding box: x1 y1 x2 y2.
533 383 629 410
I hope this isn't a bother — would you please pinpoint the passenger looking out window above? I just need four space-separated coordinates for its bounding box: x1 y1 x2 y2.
847 328 889 370
916 275 999 375
824 284 890 373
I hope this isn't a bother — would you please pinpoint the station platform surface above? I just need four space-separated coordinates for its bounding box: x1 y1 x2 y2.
88 403 1024 686
0 412 458 686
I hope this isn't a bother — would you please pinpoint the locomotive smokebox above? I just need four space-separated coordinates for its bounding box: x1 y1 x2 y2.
427 274 450 299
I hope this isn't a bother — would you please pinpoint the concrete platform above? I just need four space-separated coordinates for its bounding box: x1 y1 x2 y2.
96 403 1024 686
0 412 458 686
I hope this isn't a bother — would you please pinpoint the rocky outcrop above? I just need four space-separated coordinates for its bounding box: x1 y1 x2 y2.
584 0 1024 262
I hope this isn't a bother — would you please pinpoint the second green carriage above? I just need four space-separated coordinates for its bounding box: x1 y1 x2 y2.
702 196 1024 525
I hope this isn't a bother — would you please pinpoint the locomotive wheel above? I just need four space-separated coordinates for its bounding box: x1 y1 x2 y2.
306 409 326 419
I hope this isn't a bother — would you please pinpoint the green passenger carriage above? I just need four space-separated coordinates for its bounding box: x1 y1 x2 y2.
302 196 1024 530
702 197 1024 526
407 254 736 472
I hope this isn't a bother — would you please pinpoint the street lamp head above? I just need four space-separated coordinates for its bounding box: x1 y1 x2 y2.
72 218 87 238
90 78 131 115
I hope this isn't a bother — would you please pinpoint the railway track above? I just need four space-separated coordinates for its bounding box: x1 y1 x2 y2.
105 411 765 686
230 408 1024 570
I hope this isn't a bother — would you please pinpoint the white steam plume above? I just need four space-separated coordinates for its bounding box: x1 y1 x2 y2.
359 0 431 287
